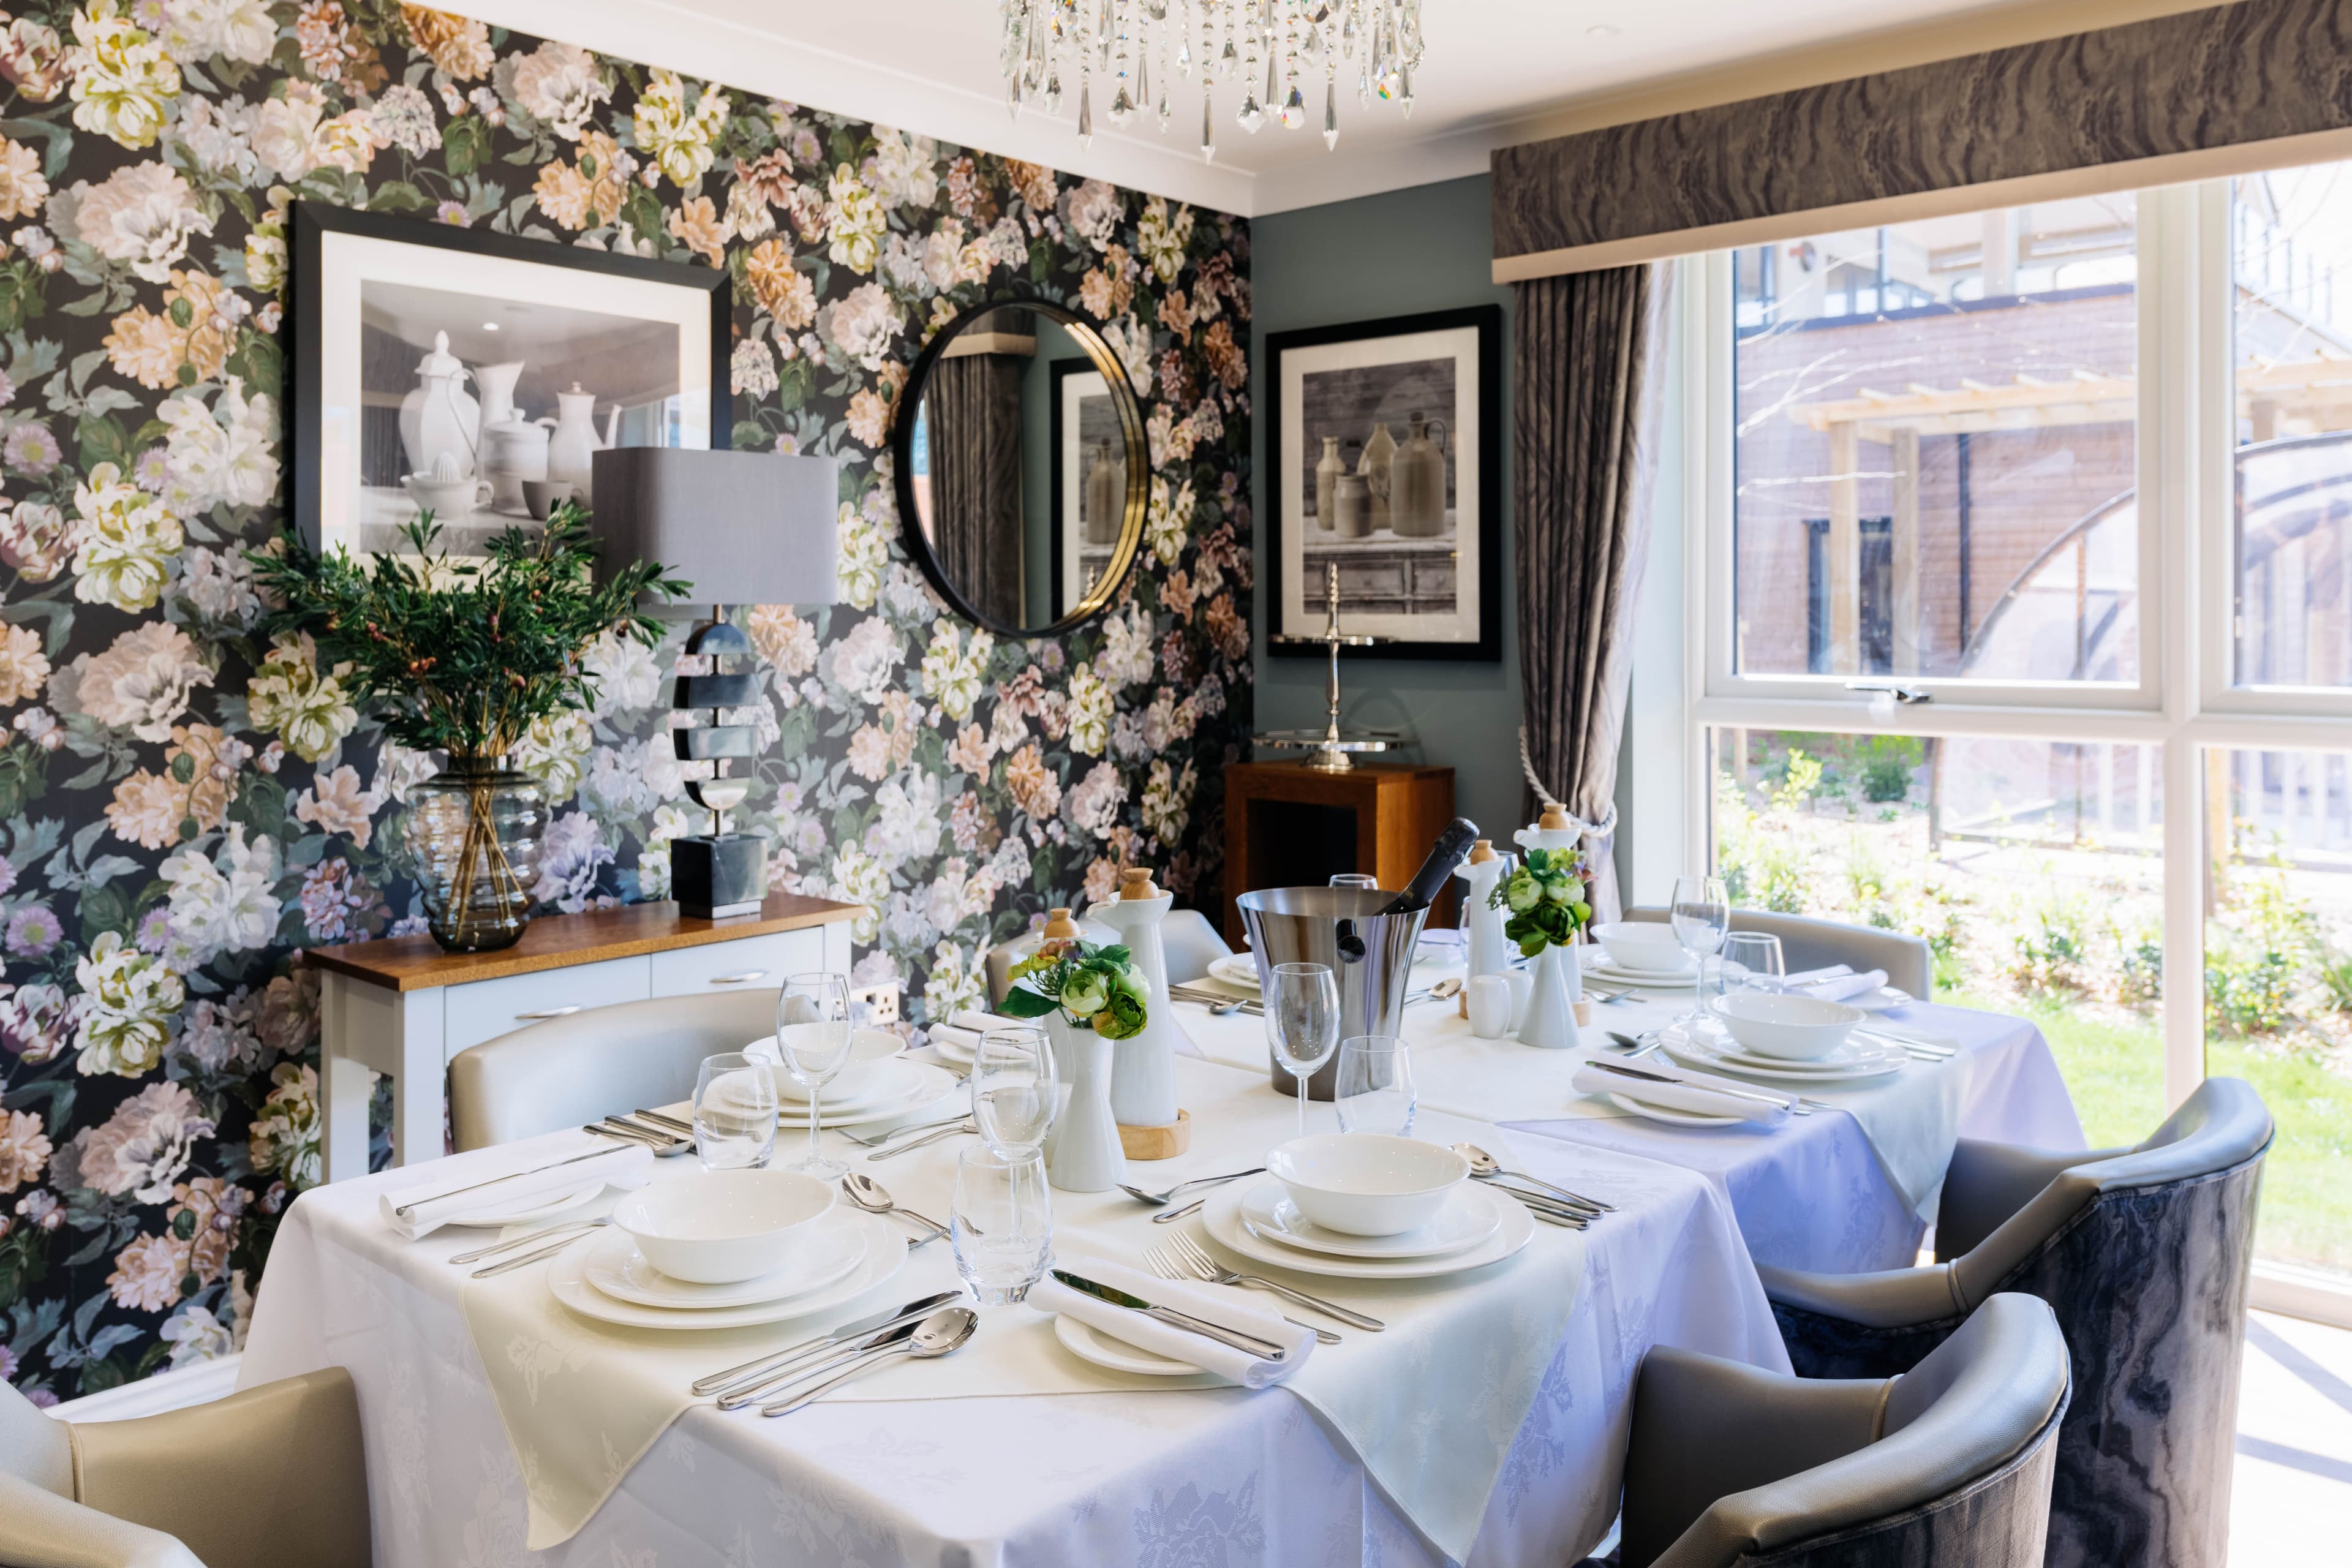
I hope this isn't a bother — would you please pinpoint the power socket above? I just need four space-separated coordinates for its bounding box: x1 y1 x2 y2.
850 983 900 1025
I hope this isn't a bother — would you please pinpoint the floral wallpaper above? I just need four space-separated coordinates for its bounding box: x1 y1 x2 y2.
0 2 1251 1401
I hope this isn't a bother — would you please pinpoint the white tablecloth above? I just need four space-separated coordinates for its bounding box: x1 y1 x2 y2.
1177 989 2086 1276
242 1060 1784 1567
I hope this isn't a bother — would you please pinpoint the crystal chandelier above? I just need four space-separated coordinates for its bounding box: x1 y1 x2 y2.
998 0 1425 160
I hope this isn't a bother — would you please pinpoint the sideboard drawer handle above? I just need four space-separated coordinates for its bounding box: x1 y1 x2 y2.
515 1005 584 1021
709 970 769 985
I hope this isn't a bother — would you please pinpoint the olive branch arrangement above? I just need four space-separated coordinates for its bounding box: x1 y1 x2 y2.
248 509 685 941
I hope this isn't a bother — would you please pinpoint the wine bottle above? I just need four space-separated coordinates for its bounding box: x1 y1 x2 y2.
1373 817 1481 918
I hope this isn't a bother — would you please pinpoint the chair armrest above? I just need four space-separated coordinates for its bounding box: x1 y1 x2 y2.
1936 1139 2126 1260
70 1368 370 1568
1621 1349 1888 1568
0 1471 203 1568
1755 1260 1964 1329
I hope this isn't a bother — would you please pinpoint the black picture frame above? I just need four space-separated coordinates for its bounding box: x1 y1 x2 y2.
1263 304 1504 662
288 201 733 554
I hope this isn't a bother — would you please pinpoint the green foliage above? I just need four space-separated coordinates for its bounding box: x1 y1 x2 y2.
1001 938 1149 1038
2011 888 2091 992
1488 846 1593 956
1766 748 1823 813
2204 872 2318 1035
247 510 686 760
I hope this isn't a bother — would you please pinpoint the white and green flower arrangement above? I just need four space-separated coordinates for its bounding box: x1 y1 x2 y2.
999 937 1152 1038
1488 846 1595 956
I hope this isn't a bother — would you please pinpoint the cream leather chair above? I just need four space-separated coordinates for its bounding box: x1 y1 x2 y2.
0 1367 370 1567
1624 905 1934 1000
1615 1293 2070 1567
447 987 779 1152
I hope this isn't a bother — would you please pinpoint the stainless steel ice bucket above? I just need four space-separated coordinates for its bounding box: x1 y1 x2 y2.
1237 886 1429 1099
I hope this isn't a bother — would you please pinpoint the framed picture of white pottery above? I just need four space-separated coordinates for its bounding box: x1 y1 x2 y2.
1264 305 1502 661
1050 359 1126 619
289 203 729 557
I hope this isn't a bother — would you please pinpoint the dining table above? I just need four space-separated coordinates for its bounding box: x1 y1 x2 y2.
237 963 2083 1568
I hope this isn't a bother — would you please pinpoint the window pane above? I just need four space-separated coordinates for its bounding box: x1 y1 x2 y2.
1731 201 2141 684
2233 162 2352 690
2206 747 2352 1285
1709 728 2166 1148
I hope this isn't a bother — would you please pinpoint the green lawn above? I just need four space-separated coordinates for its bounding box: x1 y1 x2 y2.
1953 989 2352 1276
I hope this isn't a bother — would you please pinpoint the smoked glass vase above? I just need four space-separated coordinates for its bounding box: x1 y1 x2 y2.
406 757 545 952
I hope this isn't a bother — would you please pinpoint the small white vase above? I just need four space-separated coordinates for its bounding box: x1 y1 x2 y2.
1517 943 1581 1050
1045 1014 1125 1192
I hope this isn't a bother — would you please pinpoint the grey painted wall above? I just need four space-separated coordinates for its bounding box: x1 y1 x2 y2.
1249 174 1528 845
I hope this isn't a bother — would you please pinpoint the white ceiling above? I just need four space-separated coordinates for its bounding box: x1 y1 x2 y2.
450 0 2186 217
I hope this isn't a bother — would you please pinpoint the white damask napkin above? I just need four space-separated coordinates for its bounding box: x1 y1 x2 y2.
379 1144 651 1240
1804 968 1888 1003
949 1008 1030 1035
1778 963 1853 989
1028 1252 1313 1387
1572 1060 1790 1125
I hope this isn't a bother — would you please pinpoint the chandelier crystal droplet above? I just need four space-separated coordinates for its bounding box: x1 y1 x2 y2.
998 0 1424 162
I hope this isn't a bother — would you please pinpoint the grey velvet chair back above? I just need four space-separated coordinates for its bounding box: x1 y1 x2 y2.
1623 1294 2069 1567
1770 1077 2274 1568
1624 905 1932 1000
1158 908 1234 984
448 987 780 1150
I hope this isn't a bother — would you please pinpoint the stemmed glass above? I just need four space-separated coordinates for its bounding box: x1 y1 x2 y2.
1329 873 1380 891
775 971 854 1178
1334 1036 1415 1136
1713 932 1785 1038
1668 875 1730 1025
1265 962 1341 1137
971 1024 1057 1158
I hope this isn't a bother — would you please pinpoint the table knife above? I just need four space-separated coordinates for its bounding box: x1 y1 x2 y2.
1583 1058 1801 1113
1051 1270 1287 1360
695 1290 965 1400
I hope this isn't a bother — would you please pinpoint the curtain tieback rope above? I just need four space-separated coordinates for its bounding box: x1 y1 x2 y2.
1518 725 1618 841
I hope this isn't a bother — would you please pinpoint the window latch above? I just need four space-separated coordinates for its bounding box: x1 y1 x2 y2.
1844 683 1933 704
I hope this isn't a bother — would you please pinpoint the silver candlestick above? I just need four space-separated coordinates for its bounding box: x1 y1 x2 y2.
1259 563 1403 773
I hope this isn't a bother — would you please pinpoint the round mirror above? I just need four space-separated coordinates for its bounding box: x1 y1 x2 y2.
893 298 1147 637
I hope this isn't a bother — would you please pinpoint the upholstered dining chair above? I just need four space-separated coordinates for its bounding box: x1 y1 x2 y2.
0 1366 371 1567
1611 1292 2069 1567
1156 907 1235 985
1623 906 1933 999
447 987 780 1151
1757 1077 2273 1568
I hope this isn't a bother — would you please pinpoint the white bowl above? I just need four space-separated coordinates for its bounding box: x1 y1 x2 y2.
1709 992 1866 1061
609 1169 835 1284
1588 921 1695 974
756 1026 905 1097
1267 1134 1468 1237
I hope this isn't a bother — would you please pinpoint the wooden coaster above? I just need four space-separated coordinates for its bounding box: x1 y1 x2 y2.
1118 1108 1191 1160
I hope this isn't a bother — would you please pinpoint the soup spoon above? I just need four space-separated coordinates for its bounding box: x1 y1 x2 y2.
760 1307 979 1416
1451 1142 1615 1214
841 1172 948 1242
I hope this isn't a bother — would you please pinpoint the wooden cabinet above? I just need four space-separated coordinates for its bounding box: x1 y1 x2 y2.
307 894 858 1181
1220 760 1458 946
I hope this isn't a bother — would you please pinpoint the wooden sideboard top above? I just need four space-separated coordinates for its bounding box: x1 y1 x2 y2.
304 894 862 992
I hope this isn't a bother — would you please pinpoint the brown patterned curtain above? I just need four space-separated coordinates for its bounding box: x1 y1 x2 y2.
1513 262 1673 920
926 353 1025 624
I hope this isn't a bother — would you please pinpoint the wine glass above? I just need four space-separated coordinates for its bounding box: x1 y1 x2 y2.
1329 873 1380 891
775 972 854 1178
951 1145 1053 1305
1265 962 1341 1137
692 1052 777 1169
1714 932 1785 1038
1334 1036 1415 1136
1668 875 1730 1024
971 1024 1057 1157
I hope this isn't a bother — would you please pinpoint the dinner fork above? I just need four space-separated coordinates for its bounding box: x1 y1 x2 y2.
864 1119 976 1161
1141 1246 1341 1344
448 1218 608 1266
842 1112 970 1147
1155 1232 1385 1331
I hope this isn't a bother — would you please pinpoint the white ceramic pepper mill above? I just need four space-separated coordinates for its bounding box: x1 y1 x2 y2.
1455 839 1512 1016
1088 869 1191 1147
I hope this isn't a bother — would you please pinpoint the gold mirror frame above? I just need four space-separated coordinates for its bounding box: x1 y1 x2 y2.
891 295 1148 639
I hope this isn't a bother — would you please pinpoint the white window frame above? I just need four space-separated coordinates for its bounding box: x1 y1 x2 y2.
1653 176 2352 1317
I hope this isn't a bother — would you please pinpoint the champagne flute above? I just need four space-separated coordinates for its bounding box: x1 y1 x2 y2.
1669 875 1730 1025
971 1024 1057 1157
1265 962 1341 1137
776 972 854 1178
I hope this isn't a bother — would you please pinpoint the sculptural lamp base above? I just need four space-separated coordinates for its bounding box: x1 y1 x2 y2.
674 833 766 920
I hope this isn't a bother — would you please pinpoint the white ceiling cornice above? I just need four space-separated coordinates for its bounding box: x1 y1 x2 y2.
440 0 2241 221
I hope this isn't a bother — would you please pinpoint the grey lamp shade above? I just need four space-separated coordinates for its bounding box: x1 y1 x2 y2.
589 447 841 606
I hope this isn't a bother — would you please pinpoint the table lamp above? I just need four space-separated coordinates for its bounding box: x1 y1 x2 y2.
591 447 840 919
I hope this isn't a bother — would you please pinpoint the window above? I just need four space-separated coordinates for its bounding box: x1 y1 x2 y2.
1675 168 2352 1311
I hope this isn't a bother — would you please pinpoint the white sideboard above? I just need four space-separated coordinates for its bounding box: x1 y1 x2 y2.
309 894 859 1182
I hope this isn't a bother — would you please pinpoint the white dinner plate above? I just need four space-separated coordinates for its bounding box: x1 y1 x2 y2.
442 1180 608 1227
1207 954 1263 990
1586 961 1700 988
1605 1091 1745 1128
581 1219 867 1310
1201 1180 1534 1281
771 1064 961 1128
1843 986 1915 1014
1052 1313 1210 1377
774 1059 924 1110
1662 1029 1906 1082
549 1210 907 1330
1237 1180 1501 1260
